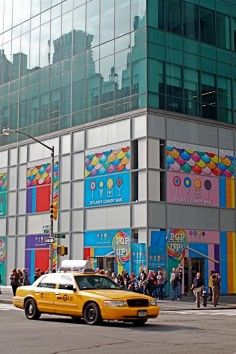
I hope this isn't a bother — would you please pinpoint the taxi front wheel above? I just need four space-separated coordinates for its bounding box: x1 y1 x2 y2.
25 299 41 320
83 302 102 325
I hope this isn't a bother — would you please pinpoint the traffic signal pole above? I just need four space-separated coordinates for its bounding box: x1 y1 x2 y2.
2 128 56 273
49 146 55 273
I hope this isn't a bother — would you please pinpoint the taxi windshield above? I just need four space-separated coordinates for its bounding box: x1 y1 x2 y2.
75 275 121 290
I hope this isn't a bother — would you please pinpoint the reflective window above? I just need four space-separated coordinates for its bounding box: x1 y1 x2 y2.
201 72 216 120
232 18 236 51
183 2 199 40
31 0 40 16
73 5 86 54
216 14 230 50
184 68 199 116
115 49 130 99
86 0 99 48
166 0 182 35
101 0 114 44
166 63 183 113
115 0 130 38
50 17 62 64
40 22 51 68
131 0 146 30
200 7 215 45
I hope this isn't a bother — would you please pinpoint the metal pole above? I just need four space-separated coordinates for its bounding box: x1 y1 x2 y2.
49 147 55 273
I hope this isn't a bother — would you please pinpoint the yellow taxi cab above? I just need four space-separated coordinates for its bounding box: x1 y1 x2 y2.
13 260 160 326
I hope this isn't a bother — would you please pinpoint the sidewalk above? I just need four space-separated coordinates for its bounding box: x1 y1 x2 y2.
1 286 236 310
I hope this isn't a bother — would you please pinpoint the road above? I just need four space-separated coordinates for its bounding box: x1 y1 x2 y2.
1 305 236 354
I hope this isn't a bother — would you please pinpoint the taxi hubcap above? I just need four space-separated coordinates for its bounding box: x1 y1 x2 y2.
87 307 95 321
28 304 33 315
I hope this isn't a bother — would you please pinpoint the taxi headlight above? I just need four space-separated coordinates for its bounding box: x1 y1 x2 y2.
103 300 127 307
149 298 157 306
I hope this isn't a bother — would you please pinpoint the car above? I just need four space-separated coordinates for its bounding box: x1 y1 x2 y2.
13 261 160 326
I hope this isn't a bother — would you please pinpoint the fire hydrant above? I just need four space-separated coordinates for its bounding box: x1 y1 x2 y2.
202 289 208 307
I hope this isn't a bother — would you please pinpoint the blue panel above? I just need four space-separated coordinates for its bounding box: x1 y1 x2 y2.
149 230 167 270
84 172 130 207
219 177 226 208
31 187 37 213
220 232 228 294
131 243 147 276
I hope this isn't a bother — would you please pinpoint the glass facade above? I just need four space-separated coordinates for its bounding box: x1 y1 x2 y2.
0 0 146 146
1 1 236 147
147 0 236 123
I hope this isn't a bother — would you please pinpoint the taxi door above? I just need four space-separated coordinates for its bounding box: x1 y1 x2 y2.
53 274 79 316
34 274 58 313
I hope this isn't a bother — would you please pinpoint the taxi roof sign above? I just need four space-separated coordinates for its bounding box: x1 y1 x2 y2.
59 259 93 272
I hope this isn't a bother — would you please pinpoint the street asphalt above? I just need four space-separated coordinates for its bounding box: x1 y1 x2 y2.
1 286 236 311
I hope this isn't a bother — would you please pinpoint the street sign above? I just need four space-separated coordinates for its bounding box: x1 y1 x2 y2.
45 238 54 243
54 233 66 239
43 225 50 234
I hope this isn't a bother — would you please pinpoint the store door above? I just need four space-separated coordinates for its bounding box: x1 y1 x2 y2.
97 257 115 272
184 257 205 293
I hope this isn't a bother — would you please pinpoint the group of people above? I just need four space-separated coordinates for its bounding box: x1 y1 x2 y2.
10 268 30 296
9 267 55 296
191 270 221 307
95 268 168 299
8 266 221 307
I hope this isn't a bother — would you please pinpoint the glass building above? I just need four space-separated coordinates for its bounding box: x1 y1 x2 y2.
0 0 236 295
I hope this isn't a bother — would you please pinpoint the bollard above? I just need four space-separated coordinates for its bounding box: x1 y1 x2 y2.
202 289 207 307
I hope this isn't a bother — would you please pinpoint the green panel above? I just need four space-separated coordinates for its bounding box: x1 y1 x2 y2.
200 58 216 74
148 43 166 61
165 33 183 51
166 48 183 66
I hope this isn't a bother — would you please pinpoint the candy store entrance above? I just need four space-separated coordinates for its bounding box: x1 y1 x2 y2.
97 257 115 272
184 257 205 293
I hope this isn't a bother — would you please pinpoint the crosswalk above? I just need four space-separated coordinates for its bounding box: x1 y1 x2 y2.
0 304 20 311
163 309 236 317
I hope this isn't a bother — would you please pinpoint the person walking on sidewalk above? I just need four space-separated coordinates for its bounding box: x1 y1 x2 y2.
191 272 204 308
212 273 220 307
10 269 21 296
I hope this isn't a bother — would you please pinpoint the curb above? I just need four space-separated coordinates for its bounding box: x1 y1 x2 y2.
161 306 236 311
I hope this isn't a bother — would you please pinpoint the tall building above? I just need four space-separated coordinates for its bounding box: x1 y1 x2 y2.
0 0 235 294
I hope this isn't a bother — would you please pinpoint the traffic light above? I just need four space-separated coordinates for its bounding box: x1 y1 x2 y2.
50 202 58 221
57 245 68 256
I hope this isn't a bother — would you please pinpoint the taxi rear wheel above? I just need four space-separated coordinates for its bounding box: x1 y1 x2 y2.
83 302 102 325
132 319 147 326
25 299 41 320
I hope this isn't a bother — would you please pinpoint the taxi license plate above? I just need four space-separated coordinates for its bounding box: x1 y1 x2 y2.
138 310 147 317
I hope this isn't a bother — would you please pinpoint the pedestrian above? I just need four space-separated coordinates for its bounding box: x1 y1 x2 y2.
208 270 214 302
10 269 21 296
156 270 164 300
34 268 41 282
212 273 220 307
138 269 147 294
176 267 183 300
191 272 204 308
170 268 178 300
17 269 23 285
22 268 30 285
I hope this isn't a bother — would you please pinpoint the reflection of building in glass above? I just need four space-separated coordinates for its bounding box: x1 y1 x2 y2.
0 1 236 295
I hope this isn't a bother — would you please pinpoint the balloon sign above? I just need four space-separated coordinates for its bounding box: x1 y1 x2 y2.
112 231 130 263
167 229 188 261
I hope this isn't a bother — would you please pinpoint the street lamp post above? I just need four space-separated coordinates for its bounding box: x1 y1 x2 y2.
2 128 55 272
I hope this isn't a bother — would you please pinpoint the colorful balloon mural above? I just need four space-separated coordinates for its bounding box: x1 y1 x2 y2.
166 145 235 177
85 147 130 178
